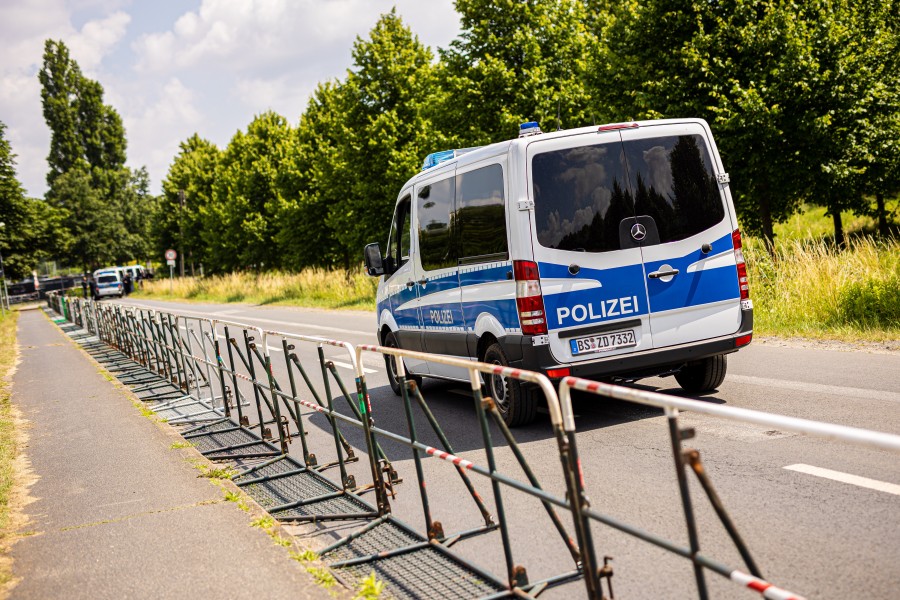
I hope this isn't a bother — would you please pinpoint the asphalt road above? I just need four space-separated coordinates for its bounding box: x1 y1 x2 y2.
120 298 900 599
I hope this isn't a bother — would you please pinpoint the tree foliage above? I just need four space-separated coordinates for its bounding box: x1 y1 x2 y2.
0 121 68 279
153 2 900 273
38 39 155 271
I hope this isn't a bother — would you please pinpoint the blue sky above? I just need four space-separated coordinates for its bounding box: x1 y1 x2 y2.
0 0 460 198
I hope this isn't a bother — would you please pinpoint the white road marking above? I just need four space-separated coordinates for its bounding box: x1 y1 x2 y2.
728 374 900 403
125 303 371 337
784 464 900 496
330 360 378 374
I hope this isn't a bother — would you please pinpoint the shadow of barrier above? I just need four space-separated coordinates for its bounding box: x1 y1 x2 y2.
46 294 900 600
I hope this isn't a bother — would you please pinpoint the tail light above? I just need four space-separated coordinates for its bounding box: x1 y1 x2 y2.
513 260 547 336
732 229 750 300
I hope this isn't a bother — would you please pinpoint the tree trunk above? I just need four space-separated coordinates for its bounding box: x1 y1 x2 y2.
875 192 888 237
759 192 775 254
832 208 845 249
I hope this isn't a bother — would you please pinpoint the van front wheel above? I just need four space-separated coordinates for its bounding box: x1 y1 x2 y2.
483 343 537 427
675 355 727 393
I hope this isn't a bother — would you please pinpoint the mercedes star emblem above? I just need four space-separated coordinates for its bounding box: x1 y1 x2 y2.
630 222 647 241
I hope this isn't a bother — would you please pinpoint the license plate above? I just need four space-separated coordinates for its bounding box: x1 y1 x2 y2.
570 329 637 356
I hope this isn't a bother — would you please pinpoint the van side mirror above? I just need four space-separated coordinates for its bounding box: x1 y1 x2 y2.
363 243 385 276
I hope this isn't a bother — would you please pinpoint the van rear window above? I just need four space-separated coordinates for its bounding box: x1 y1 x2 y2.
98 275 118 284
532 134 725 251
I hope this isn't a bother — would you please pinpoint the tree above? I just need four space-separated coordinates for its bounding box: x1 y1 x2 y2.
38 40 126 189
589 0 900 246
276 82 347 269
39 38 152 270
324 10 445 265
157 135 221 271
0 121 68 279
438 0 595 145
208 112 296 272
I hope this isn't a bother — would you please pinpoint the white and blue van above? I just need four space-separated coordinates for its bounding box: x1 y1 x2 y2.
92 268 124 299
364 119 753 425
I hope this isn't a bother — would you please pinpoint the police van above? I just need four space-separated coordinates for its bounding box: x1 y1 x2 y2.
364 119 753 426
92 268 124 299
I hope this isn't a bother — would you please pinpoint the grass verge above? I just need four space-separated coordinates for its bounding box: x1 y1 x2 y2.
135 268 377 311
746 235 900 342
0 309 20 592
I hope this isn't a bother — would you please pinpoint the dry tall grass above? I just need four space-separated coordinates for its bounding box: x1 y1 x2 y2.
136 237 900 341
745 236 900 339
136 268 378 310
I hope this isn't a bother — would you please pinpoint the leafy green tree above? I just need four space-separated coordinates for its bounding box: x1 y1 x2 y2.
324 10 445 265
39 38 155 269
438 0 595 145
276 82 346 269
45 164 123 271
590 0 900 246
0 121 68 279
157 135 221 271
208 112 296 272
39 40 126 188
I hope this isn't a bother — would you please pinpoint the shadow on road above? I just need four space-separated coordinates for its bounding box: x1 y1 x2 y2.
303 376 731 458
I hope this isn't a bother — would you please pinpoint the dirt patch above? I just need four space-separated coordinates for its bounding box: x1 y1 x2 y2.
756 335 900 355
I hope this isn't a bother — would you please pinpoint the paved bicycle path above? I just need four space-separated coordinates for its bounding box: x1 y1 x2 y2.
8 309 330 600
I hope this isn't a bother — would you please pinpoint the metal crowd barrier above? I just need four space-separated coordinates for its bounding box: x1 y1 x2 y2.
46 293 900 600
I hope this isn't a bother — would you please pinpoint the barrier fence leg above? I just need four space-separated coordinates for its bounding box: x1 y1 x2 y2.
224 326 246 426
485 403 581 564
354 374 392 517
684 450 763 578
409 382 493 528
471 372 526 589
240 330 268 439
282 341 314 466
317 346 353 490
667 408 709 600
399 375 438 538
327 363 396 480
559 424 605 599
288 353 356 463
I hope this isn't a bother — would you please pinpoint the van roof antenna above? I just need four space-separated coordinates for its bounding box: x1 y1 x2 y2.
557 97 562 131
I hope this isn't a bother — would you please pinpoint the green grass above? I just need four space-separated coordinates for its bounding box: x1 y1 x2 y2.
745 203 900 341
134 268 377 311
0 310 19 589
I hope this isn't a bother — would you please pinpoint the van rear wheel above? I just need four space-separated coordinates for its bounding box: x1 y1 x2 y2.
383 331 420 396
483 343 537 427
675 355 727 392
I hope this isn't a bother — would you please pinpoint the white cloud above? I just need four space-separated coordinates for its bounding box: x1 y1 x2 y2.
119 78 203 189
2 0 460 198
0 1 131 197
67 10 131 73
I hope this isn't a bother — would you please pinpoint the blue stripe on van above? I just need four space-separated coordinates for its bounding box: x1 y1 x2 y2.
381 233 740 334
644 233 739 313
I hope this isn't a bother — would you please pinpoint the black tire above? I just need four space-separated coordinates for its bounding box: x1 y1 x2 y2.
383 331 421 395
482 342 538 427
675 355 727 392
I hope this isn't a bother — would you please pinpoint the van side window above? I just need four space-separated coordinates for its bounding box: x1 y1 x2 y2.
456 164 508 262
623 134 724 244
386 195 412 271
417 177 456 271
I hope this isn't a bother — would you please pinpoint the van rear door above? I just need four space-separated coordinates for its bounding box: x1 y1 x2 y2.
527 130 653 365
619 123 741 348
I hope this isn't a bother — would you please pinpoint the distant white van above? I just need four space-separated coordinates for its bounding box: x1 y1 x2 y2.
92 269 123 299
364 118 754 426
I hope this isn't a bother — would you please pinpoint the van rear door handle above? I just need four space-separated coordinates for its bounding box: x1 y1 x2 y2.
406 280 415 288
417 278 428 286
648 268 679 279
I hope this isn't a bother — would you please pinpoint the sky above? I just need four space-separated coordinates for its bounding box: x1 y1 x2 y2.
0 0 461 199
